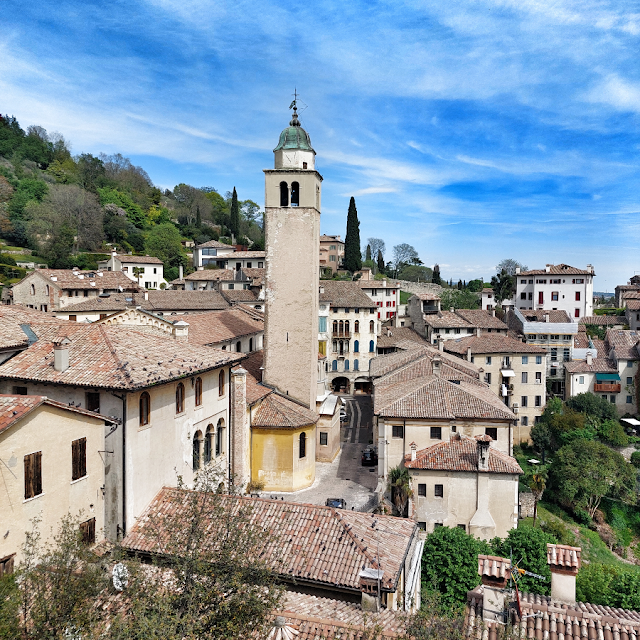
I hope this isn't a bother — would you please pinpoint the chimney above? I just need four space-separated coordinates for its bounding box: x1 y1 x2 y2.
477 435 491 471
144 291 149 301
437 338 444 352
545 265 551 273
466 347 472 362
410 441 417 461
198 266 204 271
515 267 520 274
53 337 71 372
111 249 117 258
491 309 496 317
547 544 581 604
319 285 324 294
382 279 387 287
477 555 511 623
544 313 549 323
179 265 184 280
173 320 189 340
231 366 249 491
587 264 593 274
432 356 442 376
450 307 454 313
476 326 481 337
359 568 383 612
586 351 593 365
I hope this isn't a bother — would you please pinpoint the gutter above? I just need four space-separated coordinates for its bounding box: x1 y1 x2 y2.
109 391 127 539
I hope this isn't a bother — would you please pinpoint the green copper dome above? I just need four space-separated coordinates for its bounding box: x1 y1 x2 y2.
273 108 315 153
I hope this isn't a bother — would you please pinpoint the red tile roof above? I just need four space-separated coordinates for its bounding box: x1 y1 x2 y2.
443 334 547 356
183 269 234 281
626 300 640 311
185 308 263 346
424 311 473 329
320 281 377 308
0 323 243 390
237 350 272 404
0 393 114 435
251 392 319 428
518 264 594 276
197 239 235 249
0 306 68 350
376 327 427 349
28 269 139 291
453 309 508 329
411 292 441 301
547 543 581 571
122 488 417 593
404 435 522 474
519 309 572 323
606 329 640 360
564 358 617 374
580 315 627 326
115 254 163 264
221 289 259 303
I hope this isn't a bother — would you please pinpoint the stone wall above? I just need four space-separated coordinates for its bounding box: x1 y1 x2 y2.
386 279 443 297
519 491 535 518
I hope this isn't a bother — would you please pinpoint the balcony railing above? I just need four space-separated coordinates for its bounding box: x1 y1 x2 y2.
332 331 351 338
594 383 621 393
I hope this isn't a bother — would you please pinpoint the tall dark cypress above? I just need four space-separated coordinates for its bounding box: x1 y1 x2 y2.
377 250 385 275
196 204 202 228
432 264 441 285
230 187 240 240
365 244 372 262
343 197 362 273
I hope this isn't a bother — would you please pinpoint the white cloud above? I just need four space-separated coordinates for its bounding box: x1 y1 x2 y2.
586 75 640 113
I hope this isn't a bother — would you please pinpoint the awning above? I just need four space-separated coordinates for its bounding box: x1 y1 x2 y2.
501 369 515 377
622 418 640 427
595 373 620 381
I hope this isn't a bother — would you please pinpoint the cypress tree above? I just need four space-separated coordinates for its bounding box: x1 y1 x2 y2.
432 264 441 285
230 187 240 240
377 250 385 275
196 204 202 228
366 244 372 262
343 197 362 273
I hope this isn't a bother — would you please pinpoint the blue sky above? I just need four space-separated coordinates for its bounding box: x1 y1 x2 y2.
2 0 640 290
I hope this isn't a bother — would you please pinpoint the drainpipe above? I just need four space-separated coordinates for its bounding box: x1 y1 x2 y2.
110 391 127 539
228 367 232 488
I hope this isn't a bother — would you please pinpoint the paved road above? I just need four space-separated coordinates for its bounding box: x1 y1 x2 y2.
264 395 378 511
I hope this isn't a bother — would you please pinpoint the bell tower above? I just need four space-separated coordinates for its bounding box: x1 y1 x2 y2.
263 102 322 409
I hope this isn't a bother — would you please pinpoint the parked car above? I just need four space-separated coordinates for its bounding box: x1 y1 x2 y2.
361 447 378 466
325 498 346 509
340 408 348 422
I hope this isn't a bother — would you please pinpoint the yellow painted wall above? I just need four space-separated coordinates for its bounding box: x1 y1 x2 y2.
251 425 316 491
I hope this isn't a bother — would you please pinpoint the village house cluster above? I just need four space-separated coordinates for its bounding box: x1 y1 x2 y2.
1 105 639 636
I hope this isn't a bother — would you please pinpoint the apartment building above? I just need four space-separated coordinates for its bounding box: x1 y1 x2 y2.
358 279 401 321
515 263 595 319
319 234 344 275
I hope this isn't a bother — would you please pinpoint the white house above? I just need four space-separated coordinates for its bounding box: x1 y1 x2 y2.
192 239 237 269
357 280 401 322
98 252 166 289
514 264 595 320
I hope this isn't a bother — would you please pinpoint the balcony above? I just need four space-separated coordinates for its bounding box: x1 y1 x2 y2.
594 383 621 393
332 331 352 338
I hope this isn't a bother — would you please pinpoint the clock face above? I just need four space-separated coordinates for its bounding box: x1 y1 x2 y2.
284 151 297 166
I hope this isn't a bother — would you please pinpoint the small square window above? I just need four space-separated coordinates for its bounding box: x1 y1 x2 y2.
627 377 633 385
535 395 542 407
579 376 584 384
417 522 427 531
320 432 328 446
521 356 528 364
418 483 427 496
486 356 492 365
434 484 444 498
457 524 466 531
521 416 529 426
627 396 633 404
434 522 443 528
392 425 404 438
536 356 542 364
485 427 497 440
610 395 616 403
430 427 442 439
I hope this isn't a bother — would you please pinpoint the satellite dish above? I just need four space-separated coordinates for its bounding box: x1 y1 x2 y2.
112 562 129 591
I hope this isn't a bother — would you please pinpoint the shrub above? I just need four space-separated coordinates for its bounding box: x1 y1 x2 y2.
630 452 640 468
598 419 629 447
541 519 576 547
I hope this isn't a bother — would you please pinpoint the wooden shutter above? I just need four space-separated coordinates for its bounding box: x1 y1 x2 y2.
24 452 42 499
0 554 15 577
72 438 87 480
80 518 96 544
24 453 32 499
33 452 42 497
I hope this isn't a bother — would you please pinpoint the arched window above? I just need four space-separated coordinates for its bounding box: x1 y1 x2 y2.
195 377 202 406
176 383 185 414
345 360 350 371
332 340 337 353
354 359 359 371
369 340 375 352
345 321 350 334
249 337 253 351
192 431 202 470
204 424 213 464
216 418 224 456
236 341 241 352
299 432 306 458
354 340 359 353
219 370 225 396
291 181 299 206
30 284 35 295
344 341 349 353
280 181 288 207
332 360 338 371
354 320 359 333
370 320 375 333
339 320 344 334
139 392 150 426
332 320 338 333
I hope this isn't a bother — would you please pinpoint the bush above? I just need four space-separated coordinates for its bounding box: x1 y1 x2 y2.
541 518 576 547
630 451 640 468
576 563 617 604
598 419 629 447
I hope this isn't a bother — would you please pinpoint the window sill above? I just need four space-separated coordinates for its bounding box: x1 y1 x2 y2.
175 412 187 418
138 423 151 431
71 476 87 485
24 493 44 504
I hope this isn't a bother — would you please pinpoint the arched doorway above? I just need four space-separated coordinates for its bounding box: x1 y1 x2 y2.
331 376 350 393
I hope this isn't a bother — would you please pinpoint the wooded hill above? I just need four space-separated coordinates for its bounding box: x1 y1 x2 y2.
0 113 264 282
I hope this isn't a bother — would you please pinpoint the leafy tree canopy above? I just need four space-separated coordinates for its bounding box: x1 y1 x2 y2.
566 392 618 422
496 258 528 275
439 288 480 310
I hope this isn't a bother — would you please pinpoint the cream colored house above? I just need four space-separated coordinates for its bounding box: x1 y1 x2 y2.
404 434 521 538
97 252 166 289
0 395 116 568
0 321 244 540
443 333 548 443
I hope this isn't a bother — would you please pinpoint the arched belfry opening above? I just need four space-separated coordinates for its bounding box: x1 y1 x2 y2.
291 181 299 206
280 181 288 207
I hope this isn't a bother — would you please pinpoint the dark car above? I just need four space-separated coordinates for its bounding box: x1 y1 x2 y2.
361 448 378 466
325 498 346 509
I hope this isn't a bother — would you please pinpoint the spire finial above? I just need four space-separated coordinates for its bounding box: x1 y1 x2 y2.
288 89 300 127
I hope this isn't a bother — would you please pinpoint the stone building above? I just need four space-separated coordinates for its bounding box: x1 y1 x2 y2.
0 395 116 567
10 268 139 311
319 234 344 275
97 252 166 289
443 334 548 443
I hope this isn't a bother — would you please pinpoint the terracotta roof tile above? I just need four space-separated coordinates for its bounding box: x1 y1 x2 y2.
547 543 581 570
606 329 640 360
237 350 272 404
183 269 234 281
564 357 617 373
626 300 640 311
518 263 594 276
228 250 266 259
0 323 243 390
444 334 547 356
411 292 441 301
252 393 319 428
478 555 511 579
28 269 139 291
185 308 263 346
580 315 626 326
0 393 115 435
319 281 377 308
114 254 163 264
424 311 473 329
197 239 234 249
221 289 259 303
0 306 68 350
519 309 572 323
122 488 417 593
376 327 427 349
404 435 522 474
453 309 508 329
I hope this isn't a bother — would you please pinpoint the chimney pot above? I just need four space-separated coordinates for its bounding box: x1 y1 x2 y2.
437 338 444 352
547 544 581 604
545 265 551 273
53 337 71 372
544 313 549 323
173 320 189 340
433 356 442 376
515 267 520 274
466 347 472 362
476 437 490 471
144 291 149 301
586 352 593 365
450 307 454 313
410 441 417 461
179 265 184 280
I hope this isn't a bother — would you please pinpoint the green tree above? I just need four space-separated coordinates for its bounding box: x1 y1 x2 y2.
492 527 554 595
421 526 490 612
490 269 514 304
377 249 385 275
598 419 629 447
529 473 546 528
388 466 413 517
0 573 19 639
229 186 240 240
432 263 442 285
343 197 362 273
42 222 75 268
549 439 636 518
398 265 433 282
98 187 146 229
496 258 528 275
438 289 480 310
144 223 186 270
566 392 618 422
365 244 372 262
76 153 106 193
467 279 483 292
